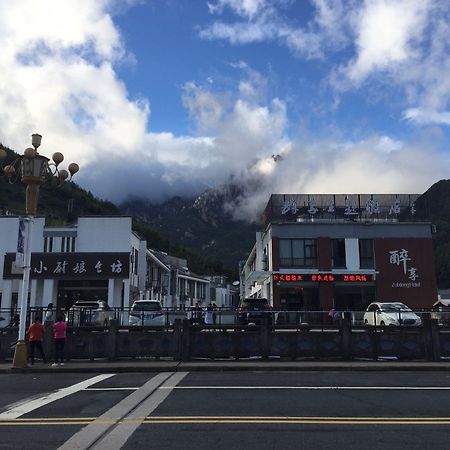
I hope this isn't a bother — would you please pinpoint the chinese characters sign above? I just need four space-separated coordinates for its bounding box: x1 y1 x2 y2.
388 248 420 288
264 194 421 224
4 253 130 279
273 273 373 283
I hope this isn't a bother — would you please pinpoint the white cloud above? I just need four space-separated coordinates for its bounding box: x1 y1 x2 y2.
1 0 449 222
403 108 450 126
207 0 268 18
344 0 430 83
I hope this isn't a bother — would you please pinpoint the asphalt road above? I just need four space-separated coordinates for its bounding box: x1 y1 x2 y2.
0 371 450 449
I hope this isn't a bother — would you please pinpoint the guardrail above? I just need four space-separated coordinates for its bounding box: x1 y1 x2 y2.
0 314 449 363
1 307 447 329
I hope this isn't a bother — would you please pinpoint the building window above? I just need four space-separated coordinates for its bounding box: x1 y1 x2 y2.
44 237 53 253
61 237 75 252
359 239 374 269
279 239 317 268
332 239 346 268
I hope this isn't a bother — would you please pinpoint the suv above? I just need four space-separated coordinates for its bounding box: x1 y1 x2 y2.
129 300 165 326
363 302 422 327
67 300 114 326
237 298 273 326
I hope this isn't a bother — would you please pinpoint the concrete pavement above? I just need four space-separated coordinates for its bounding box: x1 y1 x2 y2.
1 358 450 373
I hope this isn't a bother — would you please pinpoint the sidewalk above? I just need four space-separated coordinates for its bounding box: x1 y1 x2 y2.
1 358 450 373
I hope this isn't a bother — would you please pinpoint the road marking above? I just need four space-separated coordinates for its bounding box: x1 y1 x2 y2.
84 388 138 391
142 418 450 425
2 415 450 426
160 386 450 390
58 372 183 450
0 374 115 419
91 372 188 450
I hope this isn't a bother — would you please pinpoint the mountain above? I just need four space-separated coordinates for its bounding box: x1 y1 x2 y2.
414 180 450 289
0 145 231 277
3 143 450 287
120 184 260 272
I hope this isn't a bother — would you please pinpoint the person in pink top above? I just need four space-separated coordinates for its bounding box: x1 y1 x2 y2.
52 315 67 366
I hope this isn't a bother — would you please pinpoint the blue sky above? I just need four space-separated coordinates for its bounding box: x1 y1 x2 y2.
1 0 450 220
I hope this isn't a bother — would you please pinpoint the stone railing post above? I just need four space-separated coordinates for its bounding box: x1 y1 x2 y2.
341 315 351 360
181 319 191 361
107 319 118 361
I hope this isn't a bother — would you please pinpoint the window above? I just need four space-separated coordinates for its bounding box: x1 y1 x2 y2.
60 237 75 253
332 239 346 268
359 239 374 269
44 237 53 253
279 239 317 268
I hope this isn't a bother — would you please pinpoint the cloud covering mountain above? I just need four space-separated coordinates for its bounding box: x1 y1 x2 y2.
1 0 450 222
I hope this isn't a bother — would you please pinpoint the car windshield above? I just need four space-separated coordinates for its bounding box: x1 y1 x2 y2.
380 304 411 312
132 302 161 311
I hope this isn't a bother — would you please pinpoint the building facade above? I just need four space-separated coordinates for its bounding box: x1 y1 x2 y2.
241 194 438 311
0 215 210 322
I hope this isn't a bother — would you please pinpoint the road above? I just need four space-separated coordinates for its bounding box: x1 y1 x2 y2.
0 371 449 449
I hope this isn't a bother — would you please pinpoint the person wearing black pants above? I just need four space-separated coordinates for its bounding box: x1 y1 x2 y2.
52 315 67 367
27 318 46 365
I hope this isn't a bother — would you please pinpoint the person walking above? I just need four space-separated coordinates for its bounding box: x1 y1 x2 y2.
204 304 214 325
52 315 67 366
27 317 46 365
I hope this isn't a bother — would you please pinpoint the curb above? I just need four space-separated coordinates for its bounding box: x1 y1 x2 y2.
1 360 450 373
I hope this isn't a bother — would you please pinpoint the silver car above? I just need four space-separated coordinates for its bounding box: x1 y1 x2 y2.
363 302 422 327
129 300 165 326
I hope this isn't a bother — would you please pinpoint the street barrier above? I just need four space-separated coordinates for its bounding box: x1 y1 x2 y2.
1 313 450 362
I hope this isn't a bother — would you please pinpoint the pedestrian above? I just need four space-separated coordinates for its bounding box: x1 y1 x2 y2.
212 302 218 324
204 303 214 325
44 303 54 326
52 315 67 367
27 317 46 365
192 302 202 324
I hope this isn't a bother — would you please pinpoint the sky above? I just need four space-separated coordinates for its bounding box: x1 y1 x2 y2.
1 0 450 221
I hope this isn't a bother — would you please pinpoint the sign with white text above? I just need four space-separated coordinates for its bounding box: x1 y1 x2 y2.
3 252 130 279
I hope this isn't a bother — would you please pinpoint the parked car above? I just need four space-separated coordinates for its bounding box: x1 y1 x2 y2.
129 300 165 327
238 298 273 326
67 300 114 326
363 302 422 327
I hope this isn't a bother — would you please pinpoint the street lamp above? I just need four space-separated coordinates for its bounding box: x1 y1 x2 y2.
0 134 79 368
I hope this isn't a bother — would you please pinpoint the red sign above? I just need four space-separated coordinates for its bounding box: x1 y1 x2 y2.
273 273 372 283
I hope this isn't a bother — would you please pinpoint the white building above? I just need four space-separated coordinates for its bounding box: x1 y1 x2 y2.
0 215 211 320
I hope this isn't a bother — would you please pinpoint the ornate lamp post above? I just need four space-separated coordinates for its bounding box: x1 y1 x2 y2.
0 134 79 368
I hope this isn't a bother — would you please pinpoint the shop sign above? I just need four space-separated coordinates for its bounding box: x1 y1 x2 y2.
389 247 421 288
273 273 373 283
3 252 130 279
265 194 422 224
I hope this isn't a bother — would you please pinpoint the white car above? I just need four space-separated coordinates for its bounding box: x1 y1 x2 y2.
67 300 114 326
363 302 422 327
129 300 165 326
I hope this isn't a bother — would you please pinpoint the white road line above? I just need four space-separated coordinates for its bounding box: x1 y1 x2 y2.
58 372 179 450
160 386 450 390
91 372 188 450
0 374 115 419
84 388 138 391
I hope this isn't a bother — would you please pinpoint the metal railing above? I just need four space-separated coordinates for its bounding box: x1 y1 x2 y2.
1 307 447 330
